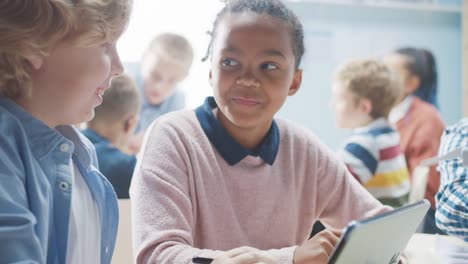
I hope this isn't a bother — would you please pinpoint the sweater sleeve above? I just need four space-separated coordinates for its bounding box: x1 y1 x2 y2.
313 136 391 230
130 117 298 264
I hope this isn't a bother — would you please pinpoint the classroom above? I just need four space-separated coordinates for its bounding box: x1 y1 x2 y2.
0 0 467 263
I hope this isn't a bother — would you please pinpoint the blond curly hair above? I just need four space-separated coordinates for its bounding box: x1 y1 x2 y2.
334 58 403 119
0 0 132 99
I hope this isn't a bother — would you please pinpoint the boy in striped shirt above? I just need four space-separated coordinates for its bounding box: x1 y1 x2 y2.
332 58 411 207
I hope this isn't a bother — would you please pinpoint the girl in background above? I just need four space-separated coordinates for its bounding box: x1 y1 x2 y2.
385 47 445 234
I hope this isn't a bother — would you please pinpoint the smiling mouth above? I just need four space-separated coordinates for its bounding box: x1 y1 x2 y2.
232 96 260 106
95 85 110 101
97 89 105 97
96 87 107 98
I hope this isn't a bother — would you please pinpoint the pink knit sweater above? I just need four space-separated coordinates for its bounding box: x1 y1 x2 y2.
130 110 389 264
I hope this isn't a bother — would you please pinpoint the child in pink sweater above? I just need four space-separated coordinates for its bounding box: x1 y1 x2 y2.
130 0 392 263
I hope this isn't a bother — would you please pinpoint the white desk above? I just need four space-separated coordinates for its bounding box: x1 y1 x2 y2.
405 233 467 264
113 199 133 264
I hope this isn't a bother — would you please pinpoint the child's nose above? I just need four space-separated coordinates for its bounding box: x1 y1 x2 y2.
235 77 260 88
112 55 124 76
110 44 124 76
236 65 260 87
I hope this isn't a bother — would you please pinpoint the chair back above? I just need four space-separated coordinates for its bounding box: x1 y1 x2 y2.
112 199 133 264
408 166 430 204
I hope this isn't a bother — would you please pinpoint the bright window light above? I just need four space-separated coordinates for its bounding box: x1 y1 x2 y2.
118 0 224 108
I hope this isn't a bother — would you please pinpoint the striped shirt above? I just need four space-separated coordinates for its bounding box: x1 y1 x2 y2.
435 118 468 241
338 118 410 207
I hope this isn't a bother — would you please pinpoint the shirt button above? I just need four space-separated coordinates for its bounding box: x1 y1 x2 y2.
60 143 70 153
59 181 69 191
105 246 110 254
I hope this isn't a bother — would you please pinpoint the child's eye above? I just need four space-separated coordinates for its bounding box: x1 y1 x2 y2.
221 58 239 67
260 63 278 70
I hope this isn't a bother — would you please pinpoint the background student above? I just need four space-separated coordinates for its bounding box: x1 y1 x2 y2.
384 47 445 234
128 33 194 153
332 58 410 208
82 74 140 199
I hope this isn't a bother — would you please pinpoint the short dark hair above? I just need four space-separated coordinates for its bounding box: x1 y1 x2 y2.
89 74 140 124
203 0 304 69
394 47 438 108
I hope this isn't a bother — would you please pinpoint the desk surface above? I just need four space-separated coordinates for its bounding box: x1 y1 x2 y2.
405 233 467 264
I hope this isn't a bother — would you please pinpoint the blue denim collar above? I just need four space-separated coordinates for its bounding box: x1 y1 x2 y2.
0 97 93 168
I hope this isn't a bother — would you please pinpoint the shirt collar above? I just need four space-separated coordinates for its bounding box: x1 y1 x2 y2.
389 95 414 124
0 97 93 168
56 125 94 169
81 128 109 144
195 97 279 166
353 117 389 133
352 117 395 137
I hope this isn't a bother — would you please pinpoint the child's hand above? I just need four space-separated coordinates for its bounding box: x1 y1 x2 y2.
212 246 275 264
293 229 341 264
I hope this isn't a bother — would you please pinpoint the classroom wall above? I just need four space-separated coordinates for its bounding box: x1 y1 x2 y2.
118 0 222 109
118 1 462 150
279 2 462 149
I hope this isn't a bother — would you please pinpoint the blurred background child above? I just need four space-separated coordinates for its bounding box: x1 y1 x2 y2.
389 48 439 108
82 74 140 199
332 58 410 208
384 47 445 234
128 33 194 153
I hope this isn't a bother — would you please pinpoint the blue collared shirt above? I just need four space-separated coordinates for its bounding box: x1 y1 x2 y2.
194 97 279 165
81 129 136 199
0 97 119 263
126 62 186 133
436 118 468 241
136 90 185 133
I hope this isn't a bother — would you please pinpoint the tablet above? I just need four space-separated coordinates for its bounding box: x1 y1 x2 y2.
328 199 430 264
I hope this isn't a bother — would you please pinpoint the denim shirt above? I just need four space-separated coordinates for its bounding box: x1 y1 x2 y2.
0 98 118 263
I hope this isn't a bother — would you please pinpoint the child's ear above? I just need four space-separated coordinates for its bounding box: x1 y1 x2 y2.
360 98 373 115
208 70 213 86
288 69 302 96
26 54 44 70
405 75 420 94
124 115 138 133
